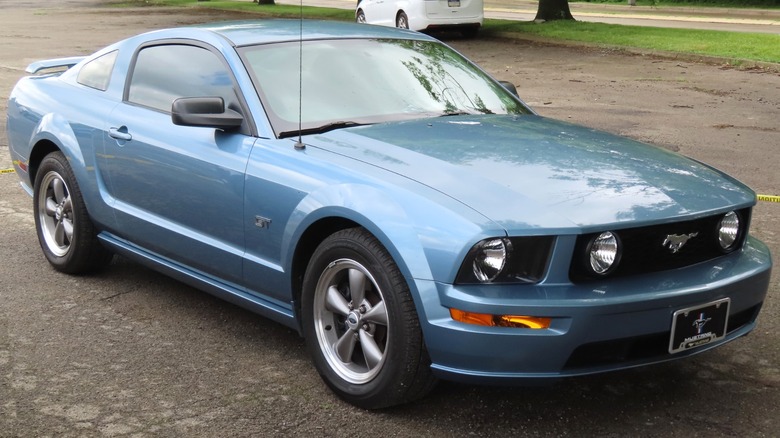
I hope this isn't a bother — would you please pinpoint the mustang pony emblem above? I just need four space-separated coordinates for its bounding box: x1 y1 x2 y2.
692 312 712 335
663 232 699 253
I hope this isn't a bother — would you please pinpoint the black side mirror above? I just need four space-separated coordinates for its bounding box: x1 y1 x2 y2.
171 97 243 130
498 81 519 97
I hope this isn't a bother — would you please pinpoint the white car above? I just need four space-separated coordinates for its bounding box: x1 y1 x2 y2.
356 0 483 37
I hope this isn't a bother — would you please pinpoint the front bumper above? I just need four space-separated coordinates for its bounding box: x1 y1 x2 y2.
416 236 772 384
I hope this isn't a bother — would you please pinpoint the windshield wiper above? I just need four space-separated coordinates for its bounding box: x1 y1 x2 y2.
279 121 365 138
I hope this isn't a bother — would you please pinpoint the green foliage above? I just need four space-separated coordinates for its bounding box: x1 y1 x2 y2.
483 19 780 63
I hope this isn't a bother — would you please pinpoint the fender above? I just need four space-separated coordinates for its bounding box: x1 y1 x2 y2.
285 183 435 280
282 181 504 323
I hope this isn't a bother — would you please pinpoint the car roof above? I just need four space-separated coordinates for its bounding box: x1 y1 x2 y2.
187 20 437 47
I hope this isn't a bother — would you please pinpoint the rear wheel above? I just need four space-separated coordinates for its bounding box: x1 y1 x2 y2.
396 11 409 29
356 9 366 23
302 227 435 409
33 151 112 273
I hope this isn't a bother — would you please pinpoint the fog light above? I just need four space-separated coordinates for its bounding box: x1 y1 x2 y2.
450 309 551 329
588 231 620 275
718 211 740 250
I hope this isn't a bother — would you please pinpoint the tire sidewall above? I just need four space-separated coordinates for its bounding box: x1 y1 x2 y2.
33 152 89 271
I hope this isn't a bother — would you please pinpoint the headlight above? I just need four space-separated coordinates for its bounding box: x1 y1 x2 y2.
718 211 740 250
588 231 620 275
472 238 508 282
456 236 555 284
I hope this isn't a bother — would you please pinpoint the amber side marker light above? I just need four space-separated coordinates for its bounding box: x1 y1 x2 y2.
450 309 552 329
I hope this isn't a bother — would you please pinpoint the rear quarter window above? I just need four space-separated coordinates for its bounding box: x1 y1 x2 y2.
77 50 118 91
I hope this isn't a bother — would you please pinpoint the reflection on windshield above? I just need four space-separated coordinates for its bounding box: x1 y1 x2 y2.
240 38 530 137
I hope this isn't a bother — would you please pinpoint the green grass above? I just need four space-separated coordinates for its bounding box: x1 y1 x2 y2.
483 19 780 63
191 1 354 19
117 0 354 19
117 0 780 64
571 0 779 8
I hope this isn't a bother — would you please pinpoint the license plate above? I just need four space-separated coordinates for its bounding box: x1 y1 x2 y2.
448 0 461 7
669 298 729 354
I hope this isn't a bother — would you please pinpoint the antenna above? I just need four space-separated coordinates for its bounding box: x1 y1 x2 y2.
294 0 305 150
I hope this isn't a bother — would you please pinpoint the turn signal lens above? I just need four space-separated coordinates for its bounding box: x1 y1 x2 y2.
450 309 552 329
718 211 740 250
499 315 552 329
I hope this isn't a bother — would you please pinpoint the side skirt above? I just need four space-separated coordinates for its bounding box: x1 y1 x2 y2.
98 232 301 333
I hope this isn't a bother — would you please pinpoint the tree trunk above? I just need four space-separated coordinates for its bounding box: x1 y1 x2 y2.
534 0 575 21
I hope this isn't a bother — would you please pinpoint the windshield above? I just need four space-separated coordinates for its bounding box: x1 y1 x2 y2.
240 38 531 137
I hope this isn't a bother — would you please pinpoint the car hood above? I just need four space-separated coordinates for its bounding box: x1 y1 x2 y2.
307 115 754 233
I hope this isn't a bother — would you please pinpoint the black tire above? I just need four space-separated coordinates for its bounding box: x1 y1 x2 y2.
396 11 409 29
356 9 366 24
33 151 113 274
302 227 436 409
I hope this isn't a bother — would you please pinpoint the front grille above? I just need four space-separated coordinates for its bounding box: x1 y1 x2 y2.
563 304 761 370
569 208 751 282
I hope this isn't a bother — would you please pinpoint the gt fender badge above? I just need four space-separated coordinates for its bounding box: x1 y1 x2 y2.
663 232 698 253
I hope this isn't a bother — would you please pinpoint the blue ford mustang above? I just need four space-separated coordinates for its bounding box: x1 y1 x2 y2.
6 20 772 408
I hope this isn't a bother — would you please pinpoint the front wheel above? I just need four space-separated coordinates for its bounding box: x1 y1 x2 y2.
302 228 435 409
33 151 112 273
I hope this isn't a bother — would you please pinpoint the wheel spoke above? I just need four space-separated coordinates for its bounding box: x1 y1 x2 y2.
359 329 383 369
52 178 66 203
362 301 387 326
348 268 366 306
45 198 58 217
325 285 350 316
334 329 357 364
54 221 66 247
62 219 74 243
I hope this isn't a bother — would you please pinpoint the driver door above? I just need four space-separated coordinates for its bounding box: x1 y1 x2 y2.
99 42 254 285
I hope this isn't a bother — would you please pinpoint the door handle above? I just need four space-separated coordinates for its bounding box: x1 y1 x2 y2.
109 127 132 142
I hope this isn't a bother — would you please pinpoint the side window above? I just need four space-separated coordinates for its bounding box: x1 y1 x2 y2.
77 50 118 91
127 44 236 113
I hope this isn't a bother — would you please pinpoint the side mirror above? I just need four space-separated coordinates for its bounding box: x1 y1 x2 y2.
171 97 243 130
498 81 518 97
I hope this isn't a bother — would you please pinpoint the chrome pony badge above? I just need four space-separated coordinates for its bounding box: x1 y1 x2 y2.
663 232 699 253
692 312 711 334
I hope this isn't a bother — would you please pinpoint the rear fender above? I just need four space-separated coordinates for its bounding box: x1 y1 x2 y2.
28 113 113 228
29 113 86 185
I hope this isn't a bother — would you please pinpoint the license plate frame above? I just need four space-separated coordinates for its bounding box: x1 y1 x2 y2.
669 298 729 354
448 0 461 7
